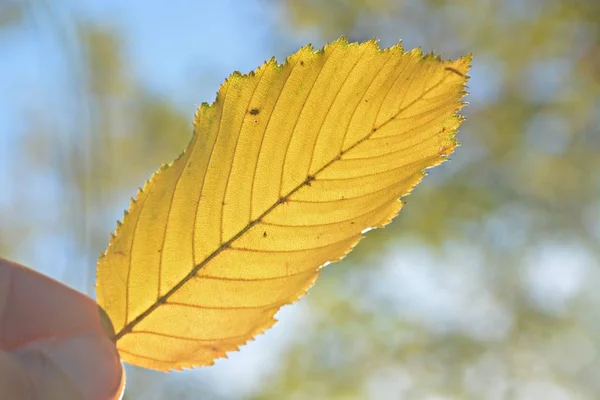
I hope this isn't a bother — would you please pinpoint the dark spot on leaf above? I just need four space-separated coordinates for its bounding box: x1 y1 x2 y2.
263 231 267 238
444 66 464 77
249 108 260 115
300 60 305 66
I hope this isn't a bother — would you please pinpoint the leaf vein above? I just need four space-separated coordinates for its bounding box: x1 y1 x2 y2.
130 330 257 343
266 185 405 223
230 233 360 254
190 87 230 265
278 45 338 197
342 124 451 162
195 267 315 282
248 58 302 220
305 44 367 175
165 300 287 311
220 68 267 243
304 156 437 185
337 51 396 154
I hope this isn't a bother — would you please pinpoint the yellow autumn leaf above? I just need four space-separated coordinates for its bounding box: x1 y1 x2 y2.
96 37 470 371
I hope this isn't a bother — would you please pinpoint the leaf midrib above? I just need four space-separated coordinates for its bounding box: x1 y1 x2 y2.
112 63 452 343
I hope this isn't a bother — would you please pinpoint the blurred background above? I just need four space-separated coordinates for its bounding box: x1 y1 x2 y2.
1 0 599 398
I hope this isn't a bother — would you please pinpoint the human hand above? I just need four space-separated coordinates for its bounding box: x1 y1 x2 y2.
0 258 124 399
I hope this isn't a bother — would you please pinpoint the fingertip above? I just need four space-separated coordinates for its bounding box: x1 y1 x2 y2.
0 349 31 398
7 347 84 399
12 335 124 400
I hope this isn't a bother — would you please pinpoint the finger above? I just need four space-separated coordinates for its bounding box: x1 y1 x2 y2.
6 335 124 400
0 258 125 399
0 258 105 349
0 347 83 400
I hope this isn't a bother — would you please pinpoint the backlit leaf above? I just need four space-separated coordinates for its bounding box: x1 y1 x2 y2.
96 37 470 371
